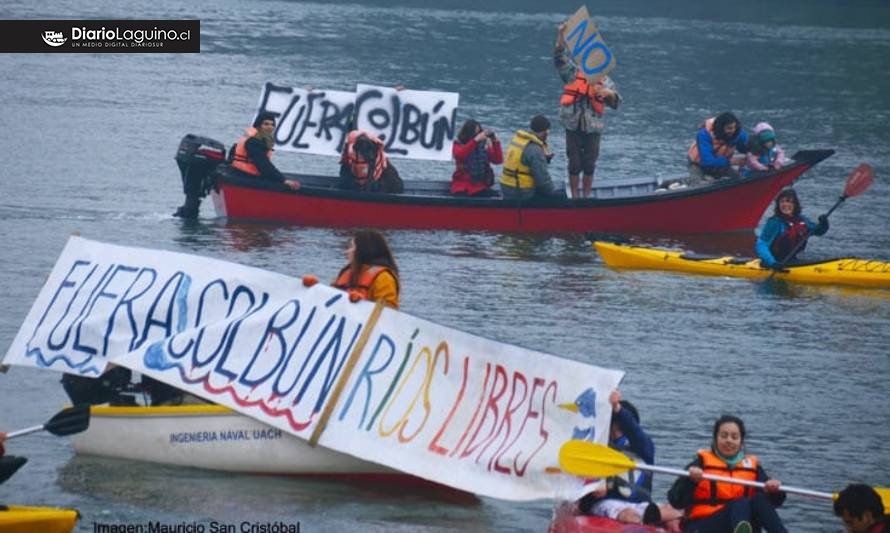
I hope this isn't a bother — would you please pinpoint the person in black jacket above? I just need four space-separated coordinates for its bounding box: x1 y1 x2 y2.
230 112 301 190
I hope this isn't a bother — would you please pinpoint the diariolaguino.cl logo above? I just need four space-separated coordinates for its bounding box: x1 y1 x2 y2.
41 30 67 47
60 25 192 48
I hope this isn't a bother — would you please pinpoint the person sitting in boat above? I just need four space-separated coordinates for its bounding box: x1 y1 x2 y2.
499 115 565 200
338 130 404 194
687 111 749 186
230 112 301 190
741 122 788 177
667 414 788 533
450 119 503 197
834 484 889 533
756 188 828 269
578 390 682 530
330 229 400 309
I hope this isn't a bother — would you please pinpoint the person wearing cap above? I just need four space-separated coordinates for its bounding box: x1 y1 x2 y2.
499 115 564 200
555 23 621 199
578 390 683 530
741 122 788 177
687 111 749 185
230 112 301 190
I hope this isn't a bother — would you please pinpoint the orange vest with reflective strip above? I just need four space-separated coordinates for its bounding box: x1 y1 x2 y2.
687 450 759 520
560 72 605 115
687 117 737 164
231 127 272 176
332 265 397 302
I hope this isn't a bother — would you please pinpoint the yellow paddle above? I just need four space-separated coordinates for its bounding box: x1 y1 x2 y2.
559 440 890 513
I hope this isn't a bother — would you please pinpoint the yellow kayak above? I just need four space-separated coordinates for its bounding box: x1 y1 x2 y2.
594 241 890 289
0 505 79 533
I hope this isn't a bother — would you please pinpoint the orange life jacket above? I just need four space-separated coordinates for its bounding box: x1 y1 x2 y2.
332 265 398 302
687 117 737 164
687 450 760 520
560 72 605 115
340 131 388 188
231 127 273 176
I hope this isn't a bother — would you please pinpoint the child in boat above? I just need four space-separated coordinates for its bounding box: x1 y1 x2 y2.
741 122 788 177
578 390 682 530
667 414 788 533
756 188 829 269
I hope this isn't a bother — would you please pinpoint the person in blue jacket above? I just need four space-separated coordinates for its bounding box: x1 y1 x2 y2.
579 390 682 528
687 112 749 186
756 188 828 269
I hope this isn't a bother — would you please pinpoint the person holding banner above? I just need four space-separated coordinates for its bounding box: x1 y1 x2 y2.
499 115 563 200
338 130 404 194
230 112 301 190
667 415 788 533
554 23 621 200
687 111 749 186
331 229 400 308
451 119 503 197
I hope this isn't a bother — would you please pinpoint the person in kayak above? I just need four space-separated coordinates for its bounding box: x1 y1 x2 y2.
741 122 788 177
500 115 565 200
687 111 749 186
554 22 621 199
668 414 788 533
579 390 683 529
756 188 829 269
338 130 404 194
451 119 503 197
834 484 889 533
230 112 301 190
328 229 400 309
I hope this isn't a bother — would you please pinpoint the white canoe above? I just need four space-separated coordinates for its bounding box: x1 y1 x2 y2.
71 404 401 477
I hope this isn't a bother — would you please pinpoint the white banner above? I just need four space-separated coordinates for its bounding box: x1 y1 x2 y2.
256 82 356 157
3 236 623 501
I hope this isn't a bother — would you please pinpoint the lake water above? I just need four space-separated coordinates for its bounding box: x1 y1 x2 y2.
0 1 888 531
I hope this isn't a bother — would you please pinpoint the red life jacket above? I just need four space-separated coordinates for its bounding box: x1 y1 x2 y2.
770 217 810 262
687 450 760 520
560 72 605 116
231 127 272 176
687 117 737 164
332 264 398 302
340 131 389 188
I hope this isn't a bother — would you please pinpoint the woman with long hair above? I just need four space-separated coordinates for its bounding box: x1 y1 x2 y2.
332 229 400 308
450 119 503 197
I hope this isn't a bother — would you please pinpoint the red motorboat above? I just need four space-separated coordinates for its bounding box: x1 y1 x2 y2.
174 135 832 234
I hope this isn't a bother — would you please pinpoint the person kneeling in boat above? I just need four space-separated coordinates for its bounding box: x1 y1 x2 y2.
578 390 682 530
328 229 400 309
451 119 503 197
230 112 301 190
687 111 749 186
500 115 565 200
756 188 828 270
668 414 788 533
834 484 889 533
338 130 404 194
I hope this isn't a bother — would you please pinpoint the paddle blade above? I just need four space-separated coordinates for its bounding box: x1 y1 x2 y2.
559 440 636 478
44 405 91 437
843 163 874 198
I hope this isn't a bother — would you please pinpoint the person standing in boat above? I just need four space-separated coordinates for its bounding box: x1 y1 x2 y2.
578 390 682 530
230 112 301 190
741 122 788 178
338 130 404 194
756 188 829 269
687 111 749 186
450 119 503 197
554 23 621 199
500 115 564 200
667 414 788 533
834 484 890 533
330 229 400 309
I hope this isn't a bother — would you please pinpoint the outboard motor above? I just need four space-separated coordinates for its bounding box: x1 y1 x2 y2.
173 134 226 219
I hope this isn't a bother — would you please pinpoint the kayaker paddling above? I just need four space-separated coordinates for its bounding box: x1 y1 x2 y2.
756 188 828 270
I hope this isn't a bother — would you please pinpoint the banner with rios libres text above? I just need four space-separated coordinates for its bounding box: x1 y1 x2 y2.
2 236 623 501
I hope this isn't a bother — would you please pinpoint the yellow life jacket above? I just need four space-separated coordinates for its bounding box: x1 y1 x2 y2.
332 265 399 303
231 127 272 176
499 130 543 190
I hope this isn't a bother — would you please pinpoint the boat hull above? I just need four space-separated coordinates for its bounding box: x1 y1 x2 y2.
594 241 890 288
0 505 79 533
211 150 833 234
71 405 406 478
